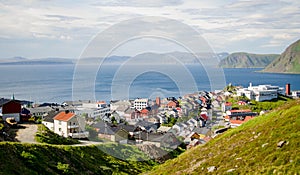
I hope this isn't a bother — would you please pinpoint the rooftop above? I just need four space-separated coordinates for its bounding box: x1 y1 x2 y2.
53 111 75 122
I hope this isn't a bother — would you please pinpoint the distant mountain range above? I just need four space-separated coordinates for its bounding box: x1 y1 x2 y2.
0 57 74 65
218 52 279 68
0 52 228 65
262 39 300 74
3 39 300 74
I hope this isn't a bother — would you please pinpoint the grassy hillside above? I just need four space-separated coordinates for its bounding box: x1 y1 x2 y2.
35 124 79 145
0 142 156 175
263 39 300 73
145 99 300 174
219 52 278 68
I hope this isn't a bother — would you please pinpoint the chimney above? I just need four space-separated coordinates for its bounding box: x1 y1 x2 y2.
286 83 291 95
156 97 161 107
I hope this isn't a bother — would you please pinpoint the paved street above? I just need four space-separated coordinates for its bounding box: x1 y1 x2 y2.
15 123 38 143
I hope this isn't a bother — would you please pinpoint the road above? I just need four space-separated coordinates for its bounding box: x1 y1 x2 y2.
15 123 38 143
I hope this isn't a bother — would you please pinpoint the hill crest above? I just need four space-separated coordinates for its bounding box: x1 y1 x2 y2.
263 39 300 73
219 52 279 68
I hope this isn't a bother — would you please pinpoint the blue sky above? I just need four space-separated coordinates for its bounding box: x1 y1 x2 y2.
0 0 300 58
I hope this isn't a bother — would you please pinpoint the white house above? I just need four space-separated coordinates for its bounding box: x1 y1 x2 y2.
134 98 149 111
53 111 89 139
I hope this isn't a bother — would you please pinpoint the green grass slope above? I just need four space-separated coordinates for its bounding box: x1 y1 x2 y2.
219 52 278 68
35 124 79 145
0 142 156 175
263 39 300 74
145 99 300 174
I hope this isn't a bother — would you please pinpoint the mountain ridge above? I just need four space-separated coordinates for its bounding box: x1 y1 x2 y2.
262 39 300 74
219 52 279 68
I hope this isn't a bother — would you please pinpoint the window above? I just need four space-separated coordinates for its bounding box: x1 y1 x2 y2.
59 128 61 131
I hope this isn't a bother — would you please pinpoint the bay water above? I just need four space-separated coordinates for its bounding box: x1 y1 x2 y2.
1 64 299 103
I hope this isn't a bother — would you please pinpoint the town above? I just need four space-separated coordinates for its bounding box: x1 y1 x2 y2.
1 83 299 150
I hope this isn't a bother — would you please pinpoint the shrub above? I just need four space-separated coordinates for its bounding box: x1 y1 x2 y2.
57 162 70 174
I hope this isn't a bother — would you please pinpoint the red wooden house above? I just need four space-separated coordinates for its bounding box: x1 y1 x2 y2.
0 100 21 122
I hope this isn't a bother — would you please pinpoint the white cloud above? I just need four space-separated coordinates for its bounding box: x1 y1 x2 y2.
92 0 183 7
0 0 300 57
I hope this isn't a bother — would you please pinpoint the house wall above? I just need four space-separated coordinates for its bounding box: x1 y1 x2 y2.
54 120 68 137
98 133 112 141
2 113 20 122
134 99 149 111
1 101 21 122
112 129 128 142
255 90 277 101
68 116 86 133
2 101 21 114
92 107 110 119
75 107 110 119
42 121 54 131
82 102 98 108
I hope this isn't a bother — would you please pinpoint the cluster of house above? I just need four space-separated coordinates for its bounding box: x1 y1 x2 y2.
88 91 214 149
0 90 215 149
109 94 211 124
5 82 295 148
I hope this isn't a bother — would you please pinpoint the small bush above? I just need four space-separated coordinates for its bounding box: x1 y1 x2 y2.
57 162 70 174
0 123 4 131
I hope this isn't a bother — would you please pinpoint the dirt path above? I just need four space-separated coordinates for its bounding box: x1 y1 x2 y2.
15 124 38 143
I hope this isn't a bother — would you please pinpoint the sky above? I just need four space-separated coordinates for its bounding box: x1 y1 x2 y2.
0 0 300 59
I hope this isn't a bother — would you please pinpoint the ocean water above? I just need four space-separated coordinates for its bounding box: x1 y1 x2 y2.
0 64 299 103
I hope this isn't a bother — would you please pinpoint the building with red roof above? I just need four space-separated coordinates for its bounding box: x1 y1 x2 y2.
140 108 150 117
230 116 254 128
167 101 179 109
53 111 88 138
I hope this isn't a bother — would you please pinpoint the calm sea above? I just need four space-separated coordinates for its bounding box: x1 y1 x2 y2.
1 64 299 103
